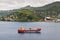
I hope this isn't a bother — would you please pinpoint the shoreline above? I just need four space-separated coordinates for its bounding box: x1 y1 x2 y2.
0 21 59 23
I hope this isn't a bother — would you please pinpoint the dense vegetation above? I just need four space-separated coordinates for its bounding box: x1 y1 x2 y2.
21 1 60 18
0 1 60 21
0 9 40 22
13 9 40 21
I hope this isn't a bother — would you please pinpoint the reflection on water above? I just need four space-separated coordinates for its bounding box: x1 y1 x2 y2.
0 21 60 40
18 32 41 40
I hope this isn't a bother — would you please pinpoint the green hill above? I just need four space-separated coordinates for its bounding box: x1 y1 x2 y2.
20 1 60 18
0 1 60 21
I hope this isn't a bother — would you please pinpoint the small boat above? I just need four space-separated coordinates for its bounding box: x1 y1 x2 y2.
18 28 41 33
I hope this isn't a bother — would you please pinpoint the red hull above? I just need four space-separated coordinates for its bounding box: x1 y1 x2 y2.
18 28 41 33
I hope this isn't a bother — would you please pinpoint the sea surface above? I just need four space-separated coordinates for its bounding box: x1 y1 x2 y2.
0 21 60 40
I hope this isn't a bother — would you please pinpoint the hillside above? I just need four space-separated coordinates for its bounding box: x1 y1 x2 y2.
20 1 60 18
0 10 15 17
0 1 60 21
0 9 40 21
21 1 60 11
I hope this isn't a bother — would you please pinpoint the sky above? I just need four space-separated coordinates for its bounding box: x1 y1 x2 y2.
0 0 60 10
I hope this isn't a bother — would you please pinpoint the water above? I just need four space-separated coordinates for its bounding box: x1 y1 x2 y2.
0 21 60 40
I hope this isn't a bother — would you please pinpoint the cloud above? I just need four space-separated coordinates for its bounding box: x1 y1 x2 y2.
0 0 59 10
0 0 26 10
25 0 56 7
